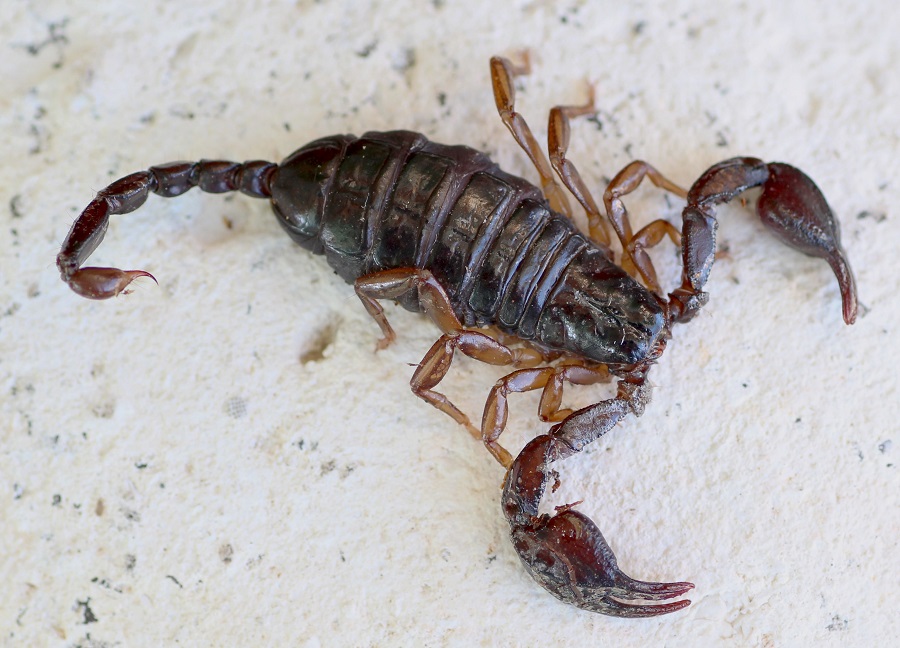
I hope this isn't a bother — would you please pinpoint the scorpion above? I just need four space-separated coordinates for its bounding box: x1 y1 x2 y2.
56 56 857 617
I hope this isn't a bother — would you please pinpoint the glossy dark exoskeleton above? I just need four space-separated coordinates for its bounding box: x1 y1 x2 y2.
271 131 664 367
55 56 857 617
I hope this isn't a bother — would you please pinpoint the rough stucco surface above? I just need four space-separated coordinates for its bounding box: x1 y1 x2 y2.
1 1 897 646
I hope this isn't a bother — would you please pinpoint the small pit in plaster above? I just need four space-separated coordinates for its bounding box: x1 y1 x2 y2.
219 543 234 564
298 317 341 364
91 399 115 419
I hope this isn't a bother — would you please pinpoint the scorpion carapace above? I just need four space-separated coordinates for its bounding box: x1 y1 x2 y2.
56 56 857 617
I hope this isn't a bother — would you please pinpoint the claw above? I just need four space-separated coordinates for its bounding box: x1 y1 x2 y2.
756 163 857 324
502 434 693 616
676 157 858 324
65 267 157 300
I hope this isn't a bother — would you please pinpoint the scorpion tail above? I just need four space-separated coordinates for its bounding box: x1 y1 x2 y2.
57 160 276 299
673 157 857 324
502 427 694 617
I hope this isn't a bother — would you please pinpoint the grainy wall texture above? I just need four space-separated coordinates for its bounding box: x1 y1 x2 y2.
1 1 897 646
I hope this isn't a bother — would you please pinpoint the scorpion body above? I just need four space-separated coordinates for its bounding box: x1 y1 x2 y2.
56 57 857 617
272 131 664 365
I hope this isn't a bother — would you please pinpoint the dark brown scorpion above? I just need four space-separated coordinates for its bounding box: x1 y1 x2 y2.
56 56 857 617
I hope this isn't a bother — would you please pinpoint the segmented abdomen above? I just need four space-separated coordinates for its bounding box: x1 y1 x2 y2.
270 130 589 339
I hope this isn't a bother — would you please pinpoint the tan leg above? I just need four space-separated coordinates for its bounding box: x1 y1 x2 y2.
546 86 688 291
411 330 532 440
481 363 611 467
354 267 464 350
603 161 688 292
490 55 573 216
547 90 614 249
487 325 559 366
625 220 683 293
356 267 545 441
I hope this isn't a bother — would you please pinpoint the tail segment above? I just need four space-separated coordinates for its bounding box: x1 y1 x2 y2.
57 159 276 299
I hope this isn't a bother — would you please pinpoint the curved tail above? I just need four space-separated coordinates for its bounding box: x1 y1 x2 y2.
56 159 276 299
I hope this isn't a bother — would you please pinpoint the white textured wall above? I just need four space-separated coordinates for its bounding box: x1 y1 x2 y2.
1 1 897 646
